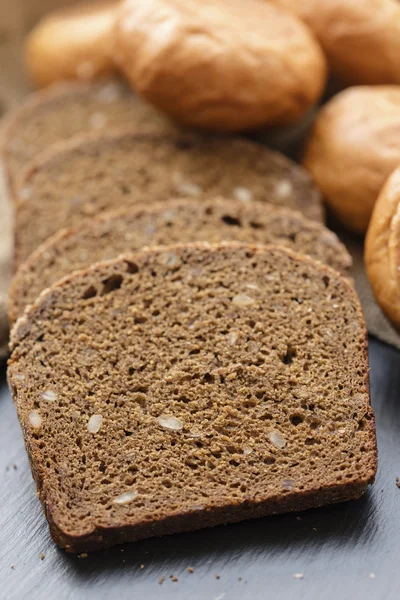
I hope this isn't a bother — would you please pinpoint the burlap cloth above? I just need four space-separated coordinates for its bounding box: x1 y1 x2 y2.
0 0 399 360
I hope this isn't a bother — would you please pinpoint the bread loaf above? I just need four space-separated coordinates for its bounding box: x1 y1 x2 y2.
303 86 400 233
25 0 120 88
8 242 377 552
115 0 327 132
365 167 400 331
14 131 324 267
273 0 400 85
9 197 350 323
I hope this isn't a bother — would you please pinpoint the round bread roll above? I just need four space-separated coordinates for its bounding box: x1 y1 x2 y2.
303 86 400 234
272 0 400 85
115 0 327 132
25 0 120 88
365 167 400 331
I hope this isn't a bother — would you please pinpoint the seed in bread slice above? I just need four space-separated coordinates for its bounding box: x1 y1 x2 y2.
1 79 171 192
14 131 324 267
10 198 350 323
8 242 377 553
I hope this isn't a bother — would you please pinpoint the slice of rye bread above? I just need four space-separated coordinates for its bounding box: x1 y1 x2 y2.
14 130 324 268
9 198 351 324
1 79 172 192
8 242 377 553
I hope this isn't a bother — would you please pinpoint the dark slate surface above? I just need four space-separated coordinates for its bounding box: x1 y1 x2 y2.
0 337 399 600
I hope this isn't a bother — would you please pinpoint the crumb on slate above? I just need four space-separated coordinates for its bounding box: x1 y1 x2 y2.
293 573 304 580
170 575 178 582
216 574 221 579
13 464 17 470
78 553 88 559
187 567 194 573
396 477 400 489
159 577 165 585
140 564 145 569
11 564 15 570
40 553 45 560
238 577 242 581
370 573 376 579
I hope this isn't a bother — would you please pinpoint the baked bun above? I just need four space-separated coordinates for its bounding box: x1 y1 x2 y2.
365 167 400 331
272 0 400 85
303 86 400 234
115 0 327 132
25 0 120 88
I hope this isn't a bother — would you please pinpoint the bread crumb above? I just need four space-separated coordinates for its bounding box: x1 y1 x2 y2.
78 553 88 559
40 553 45 560
159 577 165 584
215 574 221 579
187 567 194 573
140 564 145 569
11 564 15 570
293 573 304 580
369 573 376 579
238 577 242 581
396 477 400 488
170 575 178 582
13 464 17 470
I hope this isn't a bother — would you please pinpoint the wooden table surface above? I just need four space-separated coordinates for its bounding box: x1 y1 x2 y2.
0 336 399 600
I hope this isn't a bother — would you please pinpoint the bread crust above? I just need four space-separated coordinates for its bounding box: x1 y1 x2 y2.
25 0 120 88
365 167 400 331
303 86 400 233
115 0 326 132
273 0 400 85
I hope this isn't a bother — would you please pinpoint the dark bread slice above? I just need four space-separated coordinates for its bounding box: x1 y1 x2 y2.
8 242 377 553
10 198 350 323
14 130 324 268
1 79 172 192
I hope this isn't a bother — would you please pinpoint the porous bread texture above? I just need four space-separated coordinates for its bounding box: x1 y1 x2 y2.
1 79 171 192
8 243 377 553
365 167 400 331
115 0 327 132
303 86 400 234
9 197 350 324
272 0 400 85
14 130 324 267
25 0 120 89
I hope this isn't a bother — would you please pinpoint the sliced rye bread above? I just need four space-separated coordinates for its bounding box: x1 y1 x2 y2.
1 79 171 192
9 198 351 324
14 131 324 268
8 242 377 553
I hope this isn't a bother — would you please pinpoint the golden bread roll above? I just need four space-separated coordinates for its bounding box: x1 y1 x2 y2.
25 0 120 88
272 0 400 85
303 86 400 234
365 167 400 331
115 0 327 132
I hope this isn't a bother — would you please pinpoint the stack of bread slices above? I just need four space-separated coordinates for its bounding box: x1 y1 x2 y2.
4 0 377 554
